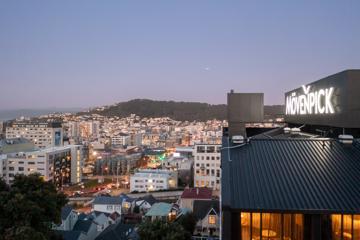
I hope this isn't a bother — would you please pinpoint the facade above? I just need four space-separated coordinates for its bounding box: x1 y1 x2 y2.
111 134 131 146
6 122 63 148
1 145 82 186
92 195 132 215
193 144 221 190
130 169 178 193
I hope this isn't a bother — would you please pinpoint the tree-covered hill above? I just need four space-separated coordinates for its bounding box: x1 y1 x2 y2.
84 99 284 121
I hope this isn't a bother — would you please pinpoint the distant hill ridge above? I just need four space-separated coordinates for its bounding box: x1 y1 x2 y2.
85 99 284 121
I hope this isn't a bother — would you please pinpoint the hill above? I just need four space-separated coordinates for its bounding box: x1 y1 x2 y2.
85 99 284 122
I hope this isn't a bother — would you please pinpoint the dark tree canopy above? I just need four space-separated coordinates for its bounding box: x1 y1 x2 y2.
138 219 191 240
0 174 67 240
176 213 197 235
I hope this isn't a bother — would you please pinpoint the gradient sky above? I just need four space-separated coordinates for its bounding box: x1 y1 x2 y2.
1 1 360 109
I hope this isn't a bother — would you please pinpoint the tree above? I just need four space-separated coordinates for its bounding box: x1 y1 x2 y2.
176 213 197 235
0 174 68 240
137 219 191 240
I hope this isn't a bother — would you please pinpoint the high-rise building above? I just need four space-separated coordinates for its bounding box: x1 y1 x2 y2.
0 145 82 187
193 144 221 190
6 122 63 149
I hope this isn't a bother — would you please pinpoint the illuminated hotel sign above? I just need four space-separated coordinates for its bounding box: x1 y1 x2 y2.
286 85 335 115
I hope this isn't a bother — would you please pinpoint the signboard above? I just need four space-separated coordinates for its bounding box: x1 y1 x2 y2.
284 70 360 129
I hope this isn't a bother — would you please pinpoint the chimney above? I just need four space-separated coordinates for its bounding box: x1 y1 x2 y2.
196 188 199 195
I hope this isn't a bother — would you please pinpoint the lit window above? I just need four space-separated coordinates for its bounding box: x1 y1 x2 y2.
208 215 216 225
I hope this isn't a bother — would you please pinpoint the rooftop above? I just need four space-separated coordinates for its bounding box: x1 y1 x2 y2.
181 187 212 200
222 137 360 214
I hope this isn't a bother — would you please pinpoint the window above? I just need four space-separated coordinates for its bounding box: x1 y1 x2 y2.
241 213 303 240
208 215 216 225
18 167 24 171
106 205 113 211
331 214 360 240
9 167 14 171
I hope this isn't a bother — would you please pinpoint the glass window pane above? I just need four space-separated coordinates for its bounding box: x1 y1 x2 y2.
331 214 342 240
354 215 360 240
283 214 292 240
252 213 261 240
262 213 281 240
293 214 303 240
343 215 352 240
241 212 251 240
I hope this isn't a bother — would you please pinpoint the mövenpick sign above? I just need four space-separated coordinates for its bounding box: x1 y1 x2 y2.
286 85 335 115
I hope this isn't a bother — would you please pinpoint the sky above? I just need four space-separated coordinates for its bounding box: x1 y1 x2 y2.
0 0 359 109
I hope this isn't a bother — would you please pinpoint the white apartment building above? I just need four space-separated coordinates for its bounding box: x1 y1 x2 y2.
193 144 221 190
0 145 82 186
130 169 178 193
6 122 63 149
111 133 131 146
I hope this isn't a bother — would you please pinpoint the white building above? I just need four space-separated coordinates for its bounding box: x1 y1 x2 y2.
6 122 63 149
0 145 83 186
193 144 221 190
111 133 131 146
130 169 178 193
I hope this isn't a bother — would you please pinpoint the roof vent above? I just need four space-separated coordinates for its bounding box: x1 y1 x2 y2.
338 135 354 145
290 128 301 135
232 135 245 144
284 127 291 134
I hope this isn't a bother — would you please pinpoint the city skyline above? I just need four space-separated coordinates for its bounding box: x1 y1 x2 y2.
1 1 360 109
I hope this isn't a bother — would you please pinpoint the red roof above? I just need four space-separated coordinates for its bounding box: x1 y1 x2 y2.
181 188 212 199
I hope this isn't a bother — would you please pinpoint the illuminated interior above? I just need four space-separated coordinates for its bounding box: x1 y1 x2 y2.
331 214 360 240
241 212 303 240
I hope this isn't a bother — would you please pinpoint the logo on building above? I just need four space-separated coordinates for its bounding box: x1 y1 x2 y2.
286 85 335 115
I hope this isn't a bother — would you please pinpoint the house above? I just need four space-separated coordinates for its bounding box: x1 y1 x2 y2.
145 203 182 222
89 212 111 233
132 194 158 214
95 223 138 240
73 219 99 240
92 194 133 215
193 200 220 237
54 205 79 231
179 187 212 211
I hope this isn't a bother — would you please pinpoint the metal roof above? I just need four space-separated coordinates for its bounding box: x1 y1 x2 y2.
221 138 360 214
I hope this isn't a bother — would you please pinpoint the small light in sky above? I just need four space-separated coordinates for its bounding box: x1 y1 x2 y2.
204 67 211 71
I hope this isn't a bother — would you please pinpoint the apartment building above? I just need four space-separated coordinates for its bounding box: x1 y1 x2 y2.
6 122 63 149
111 133 131 146
0 145 82 186
193 144 221 190
130 169 178 193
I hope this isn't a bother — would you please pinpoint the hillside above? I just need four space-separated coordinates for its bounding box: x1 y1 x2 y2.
85 99 284 121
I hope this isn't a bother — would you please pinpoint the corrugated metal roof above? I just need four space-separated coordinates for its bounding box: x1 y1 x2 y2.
221 138 360 214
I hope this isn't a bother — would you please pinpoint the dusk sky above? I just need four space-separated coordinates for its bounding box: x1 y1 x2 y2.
1 1 359 109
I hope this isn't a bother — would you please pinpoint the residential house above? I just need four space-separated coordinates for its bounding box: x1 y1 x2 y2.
193 200 220 237
145 203 182 222
73 219 99 240
179 187 212 211
132 194 158 214
92 194 133 215
54 205 79 231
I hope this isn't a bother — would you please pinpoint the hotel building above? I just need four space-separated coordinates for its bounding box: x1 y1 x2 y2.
222 70 360 240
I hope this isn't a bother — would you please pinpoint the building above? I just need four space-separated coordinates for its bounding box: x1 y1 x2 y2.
161 155 193 186
193 200 220 237
6 122 63 148
92 194 132 215
193 144 221 190
54 205 79 231
1 145 82 186
179 187 212 211
130 169 178 193
145 203 181 222
222 70 360 239
111 133 131 146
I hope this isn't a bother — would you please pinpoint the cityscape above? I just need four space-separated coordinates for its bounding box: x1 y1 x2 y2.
1 1 360 240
